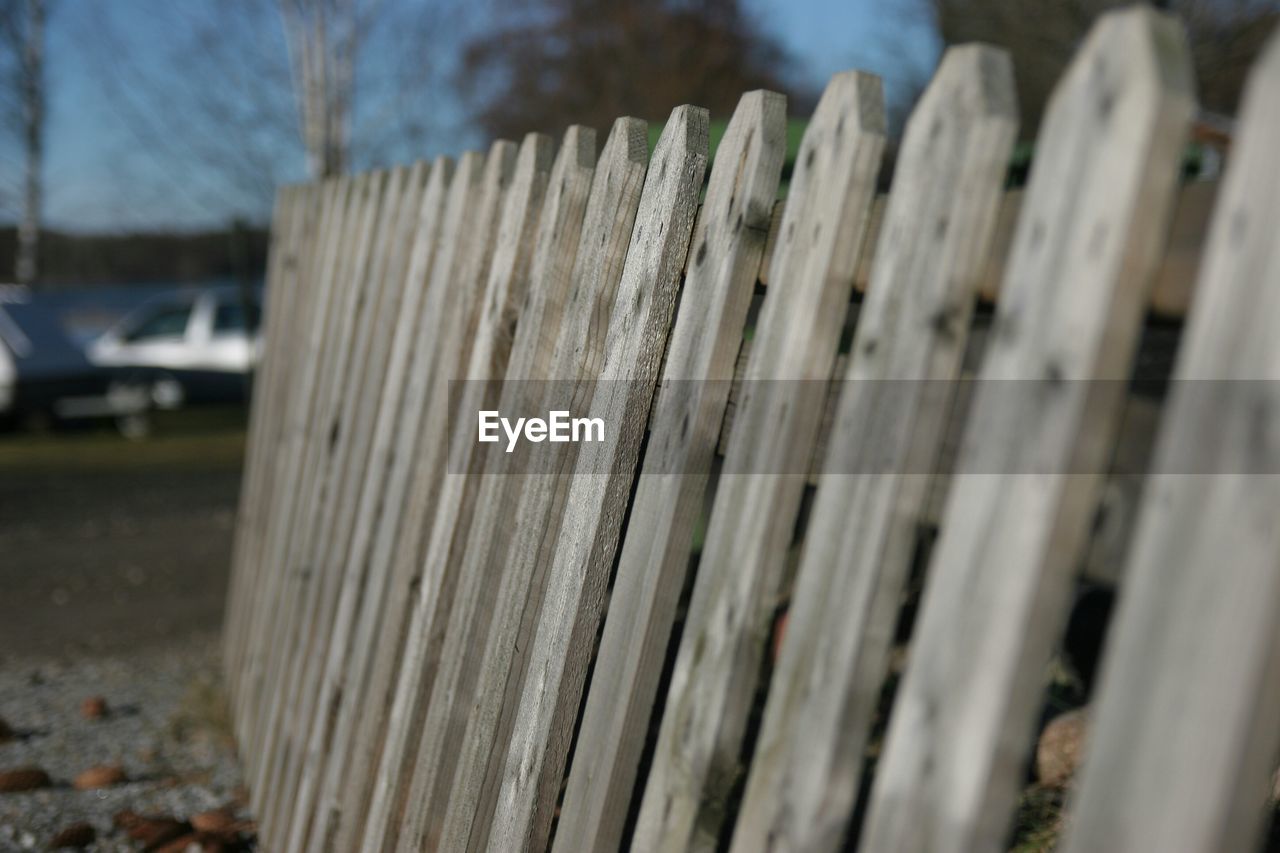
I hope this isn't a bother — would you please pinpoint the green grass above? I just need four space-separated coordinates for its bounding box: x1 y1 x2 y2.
0 406 247 472
647 116 807 197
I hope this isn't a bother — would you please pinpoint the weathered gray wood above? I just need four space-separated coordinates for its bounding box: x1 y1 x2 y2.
239 175 355 765
225 184 306 691
243 173 356 806
360 126 597 853
488 104 710 853
269 153 450 846
227 185 311 707
258 146 479 842
266 163 414 845
554 91 787 853
305 133 549 853
727 46 1017 853
266 162 428 848
632 70 887 852
253 170 390 840
858 9 1195 852
239 168 396 817
1062 30 1280 853
233 178 342 740
268 142 509 845
373 140 518 618
397 117 649 853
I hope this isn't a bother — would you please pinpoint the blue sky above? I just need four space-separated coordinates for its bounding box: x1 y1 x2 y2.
13 0 940 233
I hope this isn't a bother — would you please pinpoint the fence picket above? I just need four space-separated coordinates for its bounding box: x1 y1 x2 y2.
239 175 357 775
254 171 391 842
270 161 429 849
632 69 887 851
233 178 343 744
262 167 410 841
1062 30 1280 853
225 184 307 690
399 117 649 853
215 13 1275 851
487 104 710 853
729 44 1018 853
310 133 551 853
858 9 1195 851
270 153 451 846
554 90 787 853
360 126 598 853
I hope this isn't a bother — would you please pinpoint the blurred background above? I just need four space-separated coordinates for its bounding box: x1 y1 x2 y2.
4 0 1273 652
0 0 1275 847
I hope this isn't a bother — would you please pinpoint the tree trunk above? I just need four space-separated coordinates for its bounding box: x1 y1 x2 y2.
15 0 43 287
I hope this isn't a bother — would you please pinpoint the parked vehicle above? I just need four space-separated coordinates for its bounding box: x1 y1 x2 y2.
0 285 134 428
88 285 262 411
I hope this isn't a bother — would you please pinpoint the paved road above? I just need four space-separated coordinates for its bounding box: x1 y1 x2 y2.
0 424 244 661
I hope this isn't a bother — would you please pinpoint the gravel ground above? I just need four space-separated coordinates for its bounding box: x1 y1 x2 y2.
0 634 251 851
0 417 253 851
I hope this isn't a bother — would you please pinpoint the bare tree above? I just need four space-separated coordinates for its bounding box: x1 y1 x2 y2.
278 0 358 179
0 0 46 285
77 0 470 226
458 0 805 140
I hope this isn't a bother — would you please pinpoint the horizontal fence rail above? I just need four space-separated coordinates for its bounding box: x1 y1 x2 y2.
223 7 1280 852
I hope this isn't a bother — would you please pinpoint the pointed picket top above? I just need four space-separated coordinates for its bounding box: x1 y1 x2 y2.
632 70 886 852
753 69 885 384
485 103 710 853
727 45 1017 853
510 124 598 382
554 90 786 853
295 136 538 853
1063 28 1280 853
398 115 648 853
470 132 554 378
294 165 433 845
860 8 1195 852
357 125 596 853
547 115 650 379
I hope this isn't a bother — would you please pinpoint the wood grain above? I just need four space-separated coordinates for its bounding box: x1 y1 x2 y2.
632 70 887 852
359 126 596 853
728 45 1017 853
858 10 1195 852
1062 30 1280 853
399 117 648 853
487 104 710 853
554 90 787 853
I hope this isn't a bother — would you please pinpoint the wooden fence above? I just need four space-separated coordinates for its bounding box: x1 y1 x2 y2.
223 8 1280 852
